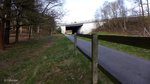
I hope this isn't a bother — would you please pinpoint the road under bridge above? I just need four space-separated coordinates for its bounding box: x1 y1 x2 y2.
65 23 83 34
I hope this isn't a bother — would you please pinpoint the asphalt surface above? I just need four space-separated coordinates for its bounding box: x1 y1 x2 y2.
65 35 150 84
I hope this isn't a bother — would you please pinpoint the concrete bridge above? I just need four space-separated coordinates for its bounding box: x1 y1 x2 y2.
59 21 104 34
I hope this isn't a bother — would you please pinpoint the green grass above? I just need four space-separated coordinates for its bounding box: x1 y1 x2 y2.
97 32 150 60
100 40 150 60
78 36 150 60
0 35 113 84
98 32 125 36
97 32 132 36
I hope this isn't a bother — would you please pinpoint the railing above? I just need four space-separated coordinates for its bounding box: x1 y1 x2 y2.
98 35 150 49
74 33 99 84
74 34 150 84
78 34 150 49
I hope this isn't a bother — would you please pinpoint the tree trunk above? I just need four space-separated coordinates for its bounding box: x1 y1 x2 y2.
29 26 31 39
140 0 149 36
0 20 5 50
147 0 150 16
4 20 10 44
50 27 52 35
4 0 11 44
20 26 22 34
140 0 145 19
28 26 33 40
123 18 127 30
146 0 150 36
37 25 40 33
15 21 20 43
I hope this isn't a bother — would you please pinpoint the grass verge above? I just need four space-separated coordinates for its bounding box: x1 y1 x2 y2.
78 36 150 60
98 32 128 36
100 40 150 60
0 35 113 84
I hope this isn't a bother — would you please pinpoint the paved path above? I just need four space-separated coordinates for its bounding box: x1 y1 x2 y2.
65 35 150 84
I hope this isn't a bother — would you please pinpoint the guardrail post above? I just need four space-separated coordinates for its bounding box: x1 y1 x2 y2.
74 33 77 55
92 33 98 84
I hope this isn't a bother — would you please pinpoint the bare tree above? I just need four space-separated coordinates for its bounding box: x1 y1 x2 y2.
139 0 150 36
35 0 63 35
146 0 150 16
118 0 127 31
129 0 150 36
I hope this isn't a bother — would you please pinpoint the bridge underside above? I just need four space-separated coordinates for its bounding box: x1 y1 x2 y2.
66 24 83 34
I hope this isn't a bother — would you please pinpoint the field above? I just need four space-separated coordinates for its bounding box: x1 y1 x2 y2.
0 35 113 84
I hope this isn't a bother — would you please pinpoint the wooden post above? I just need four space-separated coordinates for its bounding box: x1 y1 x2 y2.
92 33 98 84
74 33 77 55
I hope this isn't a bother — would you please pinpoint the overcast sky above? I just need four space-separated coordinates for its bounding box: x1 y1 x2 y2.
62 0 122 23
61 0 142 23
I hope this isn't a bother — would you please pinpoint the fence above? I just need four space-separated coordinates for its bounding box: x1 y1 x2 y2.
74 34 150 84
74 33 99 84
78 34 150 49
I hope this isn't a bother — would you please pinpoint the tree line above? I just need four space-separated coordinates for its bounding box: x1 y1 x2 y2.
0 0 63 50
95 0 150 36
